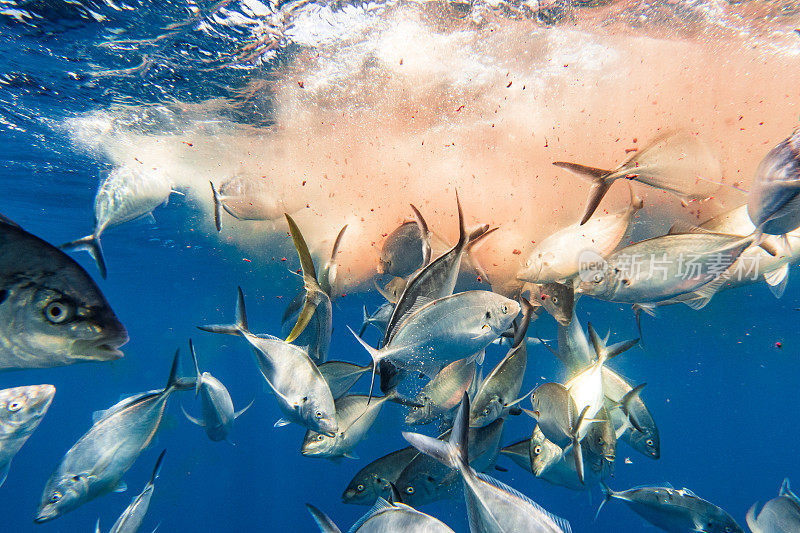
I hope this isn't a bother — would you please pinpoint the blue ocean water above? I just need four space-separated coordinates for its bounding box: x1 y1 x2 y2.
2 1 800 532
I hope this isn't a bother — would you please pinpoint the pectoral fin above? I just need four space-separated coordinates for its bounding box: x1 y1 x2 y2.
764 264 789 298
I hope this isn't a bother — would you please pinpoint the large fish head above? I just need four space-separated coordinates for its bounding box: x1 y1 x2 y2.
747 130 800 233
404 395 432 425
519 250 558 283
576 261 617 299
535 282 575 326
0 384 55 437
529 428 561 476
35 471 91 522
585 416 616 467
480 294 520 337
300 429 338 457
469 394 503 428
396 467 455 507
298 393 338 437
342 472 389 505
0 279 128 367
627 424 661 460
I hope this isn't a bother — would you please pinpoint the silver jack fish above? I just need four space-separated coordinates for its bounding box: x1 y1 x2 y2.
597 482 744 533
747 129 800 238
555 131 721 225
0 384 55 488
35 351 192 522
181 340 252 442
342 447 419 506
198 287 337 437
747 478 800 533
0 215 128 370
210 176 302 231
307 498 455 533
351 290 519 403
95 449 165 533
406 357 476 426
61 165 177 278
403 393 572 532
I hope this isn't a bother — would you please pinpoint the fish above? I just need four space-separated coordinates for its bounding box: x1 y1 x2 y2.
198 287 338 437
597 482 744 533
701 204 800 298
378 221 426 278
281 214 333 364
0 384 56 488
210 175 301 231
747 128 800 237
318 360 372 400
382 193 495 346
350 290 520 402
0 215 128 370
524 282 574 326
301 392 407 460
406 357 476 426
342 447 420 506
577 229 757 308
62 165 176 278
96 449 165 533
181 340 252 442
358 302 395 338
518 185 642 283
403 393 572 532
35 351 192 522
582 407 616 472
318 224 348 298
548 313 659 459
306 498 455 533
469 297 533 428
395 418 505 507
747 478 800 533
554 131 721 225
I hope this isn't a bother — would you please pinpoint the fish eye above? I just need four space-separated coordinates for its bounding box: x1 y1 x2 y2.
7 400 22 412
622 278 631 286
533 445 542 455
71 475 81 482
551 296 558 305
302 396 309 403
49 492 62 504
725 528 731 532
44 301 73 324
593 272 603 283
315 411 322 418
482 408 490 415
316 434 325 441
646 439 653 446
501 305 508 314
405 486 414 494
356 484 364 492
485 311 492 319
412 406 418 411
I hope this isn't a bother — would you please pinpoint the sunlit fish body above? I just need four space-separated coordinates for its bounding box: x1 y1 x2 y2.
747 129 800 237
395 419 505 507
182 340 251 442
406 357 476 426
379 221 425 278
0 215 128 370
35 352 192 522
747 478 800 533
351 290 519 400
198 288 338 437
577 231 754 307
342 446 419 505
555 131 721 225
62 165 175 278
210 175 302 231
701 204 800 298
96 449 165 533
307 498 455 533
0 384 55 488
598 483 744 533
404 394 572 532
518 187 642 283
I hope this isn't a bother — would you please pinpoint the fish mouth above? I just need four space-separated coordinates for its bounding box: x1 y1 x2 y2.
31 384 56 409
34 509 56 523
71 339 125 361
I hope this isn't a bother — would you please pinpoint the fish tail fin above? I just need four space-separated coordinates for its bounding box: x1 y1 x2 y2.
552 162 612 225
595 482 614 521
609 383 647 433
164 349 180 392
347 326 382 405
305 503 342 533
147 449 166 488
455 189 467 249
284 213 323 343
60 234 107 279
197 286 249 336
513 296 534 348
188 339 201 397
409 203 432 267
358 306 370 337
403 391 470 471
605 337 640 360
571 405 590 485
465 226 497 285
586 322 606 365
234 397 255 419
210 181 222 232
